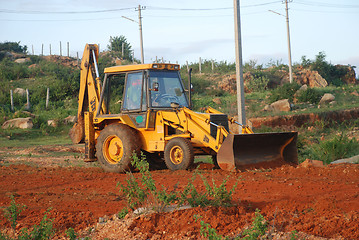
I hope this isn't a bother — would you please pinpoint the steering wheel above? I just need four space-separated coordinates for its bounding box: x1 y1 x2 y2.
154 94 180 104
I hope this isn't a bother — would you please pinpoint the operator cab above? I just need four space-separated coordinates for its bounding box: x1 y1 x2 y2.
101 64 189 128
103 64 189 113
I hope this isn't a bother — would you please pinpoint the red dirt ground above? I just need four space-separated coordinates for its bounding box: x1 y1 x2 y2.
0 152 358 239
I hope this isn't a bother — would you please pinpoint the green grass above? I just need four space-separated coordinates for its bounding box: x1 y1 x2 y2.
0 126 72 147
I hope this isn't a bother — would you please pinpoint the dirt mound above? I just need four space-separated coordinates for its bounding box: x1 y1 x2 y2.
0 160 358 239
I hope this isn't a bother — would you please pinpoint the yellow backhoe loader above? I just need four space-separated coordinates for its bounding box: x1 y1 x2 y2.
69 44 298 172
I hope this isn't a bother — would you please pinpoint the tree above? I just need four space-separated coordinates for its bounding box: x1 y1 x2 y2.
107 36 133 61
0 41 27 53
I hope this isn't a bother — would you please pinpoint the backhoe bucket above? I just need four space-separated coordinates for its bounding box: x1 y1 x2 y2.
217 132 298 171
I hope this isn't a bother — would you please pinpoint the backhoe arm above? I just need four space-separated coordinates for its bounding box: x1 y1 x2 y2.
69 44 106 144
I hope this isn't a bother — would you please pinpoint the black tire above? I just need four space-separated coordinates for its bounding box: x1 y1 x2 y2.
96 123 141 173
164 137 194 171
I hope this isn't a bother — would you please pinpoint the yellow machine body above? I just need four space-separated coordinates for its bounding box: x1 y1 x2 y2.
70 44 298 172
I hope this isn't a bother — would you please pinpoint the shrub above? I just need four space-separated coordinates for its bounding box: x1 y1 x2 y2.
296 88 322 104
3 195 26 230
194 215 227 240
312 134 359 164
246 75 270 93
269 82 300 103
180 170 238 207
117 153 178 211
240 209 268 240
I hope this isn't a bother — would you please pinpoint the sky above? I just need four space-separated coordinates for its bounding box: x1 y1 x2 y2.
0 0 358 76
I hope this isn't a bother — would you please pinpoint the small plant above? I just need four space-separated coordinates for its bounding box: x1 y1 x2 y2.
117 208 129 219
290 230 299 240
194 215 228 240
180 170 238 207
117 152 178 211
18 210 54 240
240 209 268 240
65 227 77 240
3 195 26 230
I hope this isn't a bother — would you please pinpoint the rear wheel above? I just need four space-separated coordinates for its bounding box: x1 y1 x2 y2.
164 137 194 171
96 124 140 173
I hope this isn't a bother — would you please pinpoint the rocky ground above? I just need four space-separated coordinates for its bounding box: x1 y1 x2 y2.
0 145 358 239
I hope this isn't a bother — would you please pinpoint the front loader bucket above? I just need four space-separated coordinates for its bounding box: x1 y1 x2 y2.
217 132 298 171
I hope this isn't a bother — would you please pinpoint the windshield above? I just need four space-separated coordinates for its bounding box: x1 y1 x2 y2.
149 70 189 108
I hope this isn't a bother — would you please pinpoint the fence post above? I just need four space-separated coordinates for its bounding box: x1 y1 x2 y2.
199 57 202 74
46 88 50 109
50 44 52 55
77 52 79 66
25 89 30 111
60 41 62 56
212 60 214 72
122 43 124 58
10 90 14 112
67 42 69 57
41 44 44 56
32 45 34 55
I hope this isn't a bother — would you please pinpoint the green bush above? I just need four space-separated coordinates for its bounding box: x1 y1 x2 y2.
246 75 270 93
269 82 300 103
296 88 322 104
312 134 359 164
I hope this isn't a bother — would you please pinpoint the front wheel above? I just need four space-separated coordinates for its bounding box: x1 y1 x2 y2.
96 124 140 173
164 137 194 171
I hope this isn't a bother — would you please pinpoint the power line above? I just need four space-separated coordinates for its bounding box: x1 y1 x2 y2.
0 1 282 15
294 0 359 8
147 1 282 11
0 7 134 14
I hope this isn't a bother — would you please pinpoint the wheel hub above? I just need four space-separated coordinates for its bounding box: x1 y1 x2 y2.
170 146 183 165
104 136 124 164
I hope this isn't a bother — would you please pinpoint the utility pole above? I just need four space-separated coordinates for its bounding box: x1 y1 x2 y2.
234 0 246 130
269 0 293 83
122 5 145 64
137 5 145 64
284 0 293 83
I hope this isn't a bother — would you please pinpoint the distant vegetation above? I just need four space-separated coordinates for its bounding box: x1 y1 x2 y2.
0 39 358 164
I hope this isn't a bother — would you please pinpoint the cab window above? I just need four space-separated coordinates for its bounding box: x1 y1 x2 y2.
149 71 188 108
122 72 143 110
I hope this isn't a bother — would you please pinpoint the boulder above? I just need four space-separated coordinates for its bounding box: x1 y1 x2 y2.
300 159 324 168
331 155 359 164
264 99 291 112
14 58 30 64
218 74 236 94
319 93 335 105
2 117 33 129
296 69 328 88
335 65 357 84
47 120 58 127
14 88 26 96
64 115 77 124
